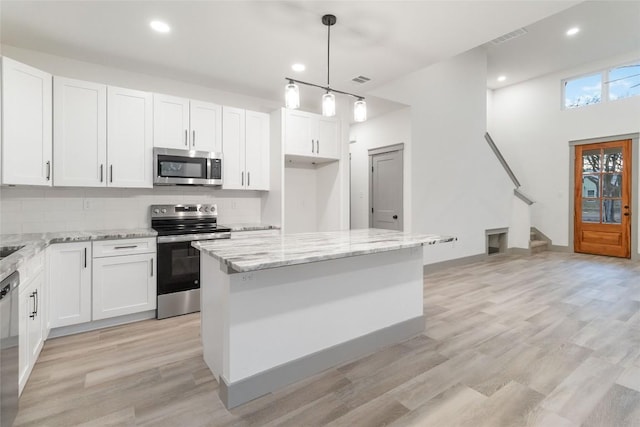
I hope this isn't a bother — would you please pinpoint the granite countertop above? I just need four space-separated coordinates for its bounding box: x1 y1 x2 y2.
0 228 157 282
192 228 456 273
221 223 280 232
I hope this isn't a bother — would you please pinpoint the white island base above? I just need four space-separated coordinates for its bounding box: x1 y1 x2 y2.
200 245 425 409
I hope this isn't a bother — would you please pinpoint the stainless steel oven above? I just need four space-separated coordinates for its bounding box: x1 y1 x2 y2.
153 148 223 186
0 271 19 427
151 204 230 319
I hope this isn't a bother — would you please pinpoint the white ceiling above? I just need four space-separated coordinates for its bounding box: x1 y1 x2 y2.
4 1 630 119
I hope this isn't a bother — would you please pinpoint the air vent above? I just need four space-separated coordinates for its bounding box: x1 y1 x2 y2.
352 75 371 84
490 28 528 45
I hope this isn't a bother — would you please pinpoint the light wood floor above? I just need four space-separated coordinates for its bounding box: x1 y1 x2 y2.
15 252 640 426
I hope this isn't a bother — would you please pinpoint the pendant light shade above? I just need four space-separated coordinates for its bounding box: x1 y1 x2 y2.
283 14 366 121
353 99 367 122
322 92 336 117
285 81 300 109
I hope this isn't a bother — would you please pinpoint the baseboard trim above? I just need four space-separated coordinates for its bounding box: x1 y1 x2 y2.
549 245 571 253
423 253 488 273
219 315 425 409
48 310 156 338
508 247 530 255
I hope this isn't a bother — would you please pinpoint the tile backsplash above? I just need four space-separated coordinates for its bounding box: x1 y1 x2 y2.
0 186 263 234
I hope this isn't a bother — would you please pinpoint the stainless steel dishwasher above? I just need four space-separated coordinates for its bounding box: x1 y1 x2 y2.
0 271 19 427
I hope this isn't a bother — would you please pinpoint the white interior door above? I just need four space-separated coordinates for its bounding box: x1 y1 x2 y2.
370 149 403 231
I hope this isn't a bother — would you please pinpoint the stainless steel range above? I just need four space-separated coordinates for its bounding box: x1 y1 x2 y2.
151 204 230 319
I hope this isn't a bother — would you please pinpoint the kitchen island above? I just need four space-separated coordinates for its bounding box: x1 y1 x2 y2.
192 229 455 408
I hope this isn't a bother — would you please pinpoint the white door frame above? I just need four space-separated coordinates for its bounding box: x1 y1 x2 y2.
369 143 404 230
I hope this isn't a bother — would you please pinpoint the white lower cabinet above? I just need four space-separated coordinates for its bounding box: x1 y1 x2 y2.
48 242 92 328
92 239 156 320
18 260 46 395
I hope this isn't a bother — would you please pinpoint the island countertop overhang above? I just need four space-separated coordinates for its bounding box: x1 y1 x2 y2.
192 228 456 273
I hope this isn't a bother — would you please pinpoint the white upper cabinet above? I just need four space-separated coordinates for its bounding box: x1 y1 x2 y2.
1 57 53 186
107 86 153 188
284 109 339 161
190 100 222 152
153 94 221 152
222 107 269 191
53 77 107 187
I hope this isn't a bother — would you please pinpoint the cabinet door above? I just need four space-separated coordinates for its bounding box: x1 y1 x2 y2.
53 77 107 187
48 242 92 328
245 111 270 190
316 118 340 160
153 94 190 149
2 57 52 186
222 106 246 190
92 253 156 320
28 271 44 365
190 100 222 153
18 273 43 395
107 86 153 188
284 110 313 156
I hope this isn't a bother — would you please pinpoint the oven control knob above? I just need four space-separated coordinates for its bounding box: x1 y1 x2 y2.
204 207 209 212
153 208 160 214
161 208 167 214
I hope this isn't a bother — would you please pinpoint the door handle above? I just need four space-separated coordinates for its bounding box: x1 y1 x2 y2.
110 165 113 183
100 164 104 182
311 139 315 153
46 161 51 181
393 215 398 219
624 213 630 216
150 258 154 277
34 289 38 316
193 130 196 147
624 205 629 209
29 292 36 319
185 129 188 146
84 247 87 268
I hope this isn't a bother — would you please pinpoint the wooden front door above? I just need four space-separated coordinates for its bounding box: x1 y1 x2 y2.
574 139 631 258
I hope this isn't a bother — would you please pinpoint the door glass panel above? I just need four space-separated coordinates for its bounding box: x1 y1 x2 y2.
582 199 600 223
602 200 621 224
582 150 601 172
603 147 623 172
582 175 600 198
603 174 622 198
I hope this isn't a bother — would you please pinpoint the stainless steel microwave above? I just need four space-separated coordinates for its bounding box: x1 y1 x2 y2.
153 148 223 186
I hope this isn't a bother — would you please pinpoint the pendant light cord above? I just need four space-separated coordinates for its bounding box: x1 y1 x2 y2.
327 21 331 88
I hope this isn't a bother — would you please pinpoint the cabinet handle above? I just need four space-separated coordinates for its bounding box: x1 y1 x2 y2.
248 172 250 187
114 245 137 250
46 161 51 181
185 129 188 146
100 164 104 183
34 289 38 317
151 258 154 277
29 292 36 319
311 139 315 153
193 130 196 147
241 171 244 186
317 140 320 154
84 247 87 268
110 165 113 183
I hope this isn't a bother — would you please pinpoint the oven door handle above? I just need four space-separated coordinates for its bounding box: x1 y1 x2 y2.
157 233 231 244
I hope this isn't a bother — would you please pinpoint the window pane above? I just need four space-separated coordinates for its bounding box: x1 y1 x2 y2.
602 200 621 224
608 64 640 101
603 147 623 172
582 199 600 223
564 73 602 108
582 175 600 198
582 149 600 172
603 174 622 198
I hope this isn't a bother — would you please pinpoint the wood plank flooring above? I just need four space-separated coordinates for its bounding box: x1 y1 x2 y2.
15 252 640 426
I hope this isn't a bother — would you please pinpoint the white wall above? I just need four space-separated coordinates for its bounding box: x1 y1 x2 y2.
349 107 412 231
0 45 281 234
489 51 640 249
372 48 515 264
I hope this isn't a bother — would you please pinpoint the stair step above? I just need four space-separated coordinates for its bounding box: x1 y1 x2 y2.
530 240 547 248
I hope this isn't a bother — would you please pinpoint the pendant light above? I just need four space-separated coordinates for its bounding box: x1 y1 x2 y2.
284 14 367 121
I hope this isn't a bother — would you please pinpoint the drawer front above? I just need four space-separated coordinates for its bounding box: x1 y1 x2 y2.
92 238 156 258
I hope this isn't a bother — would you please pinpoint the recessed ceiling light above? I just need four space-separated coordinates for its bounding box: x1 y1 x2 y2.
291 63 306 72
150 20 171 33
566 27 580 36
497 75 507 82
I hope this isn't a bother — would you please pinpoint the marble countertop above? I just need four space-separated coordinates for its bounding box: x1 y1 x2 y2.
192 228 456 273
221 223 280 232
0 228 157 282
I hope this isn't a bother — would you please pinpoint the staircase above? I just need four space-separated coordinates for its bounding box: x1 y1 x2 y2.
530 228 550 254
